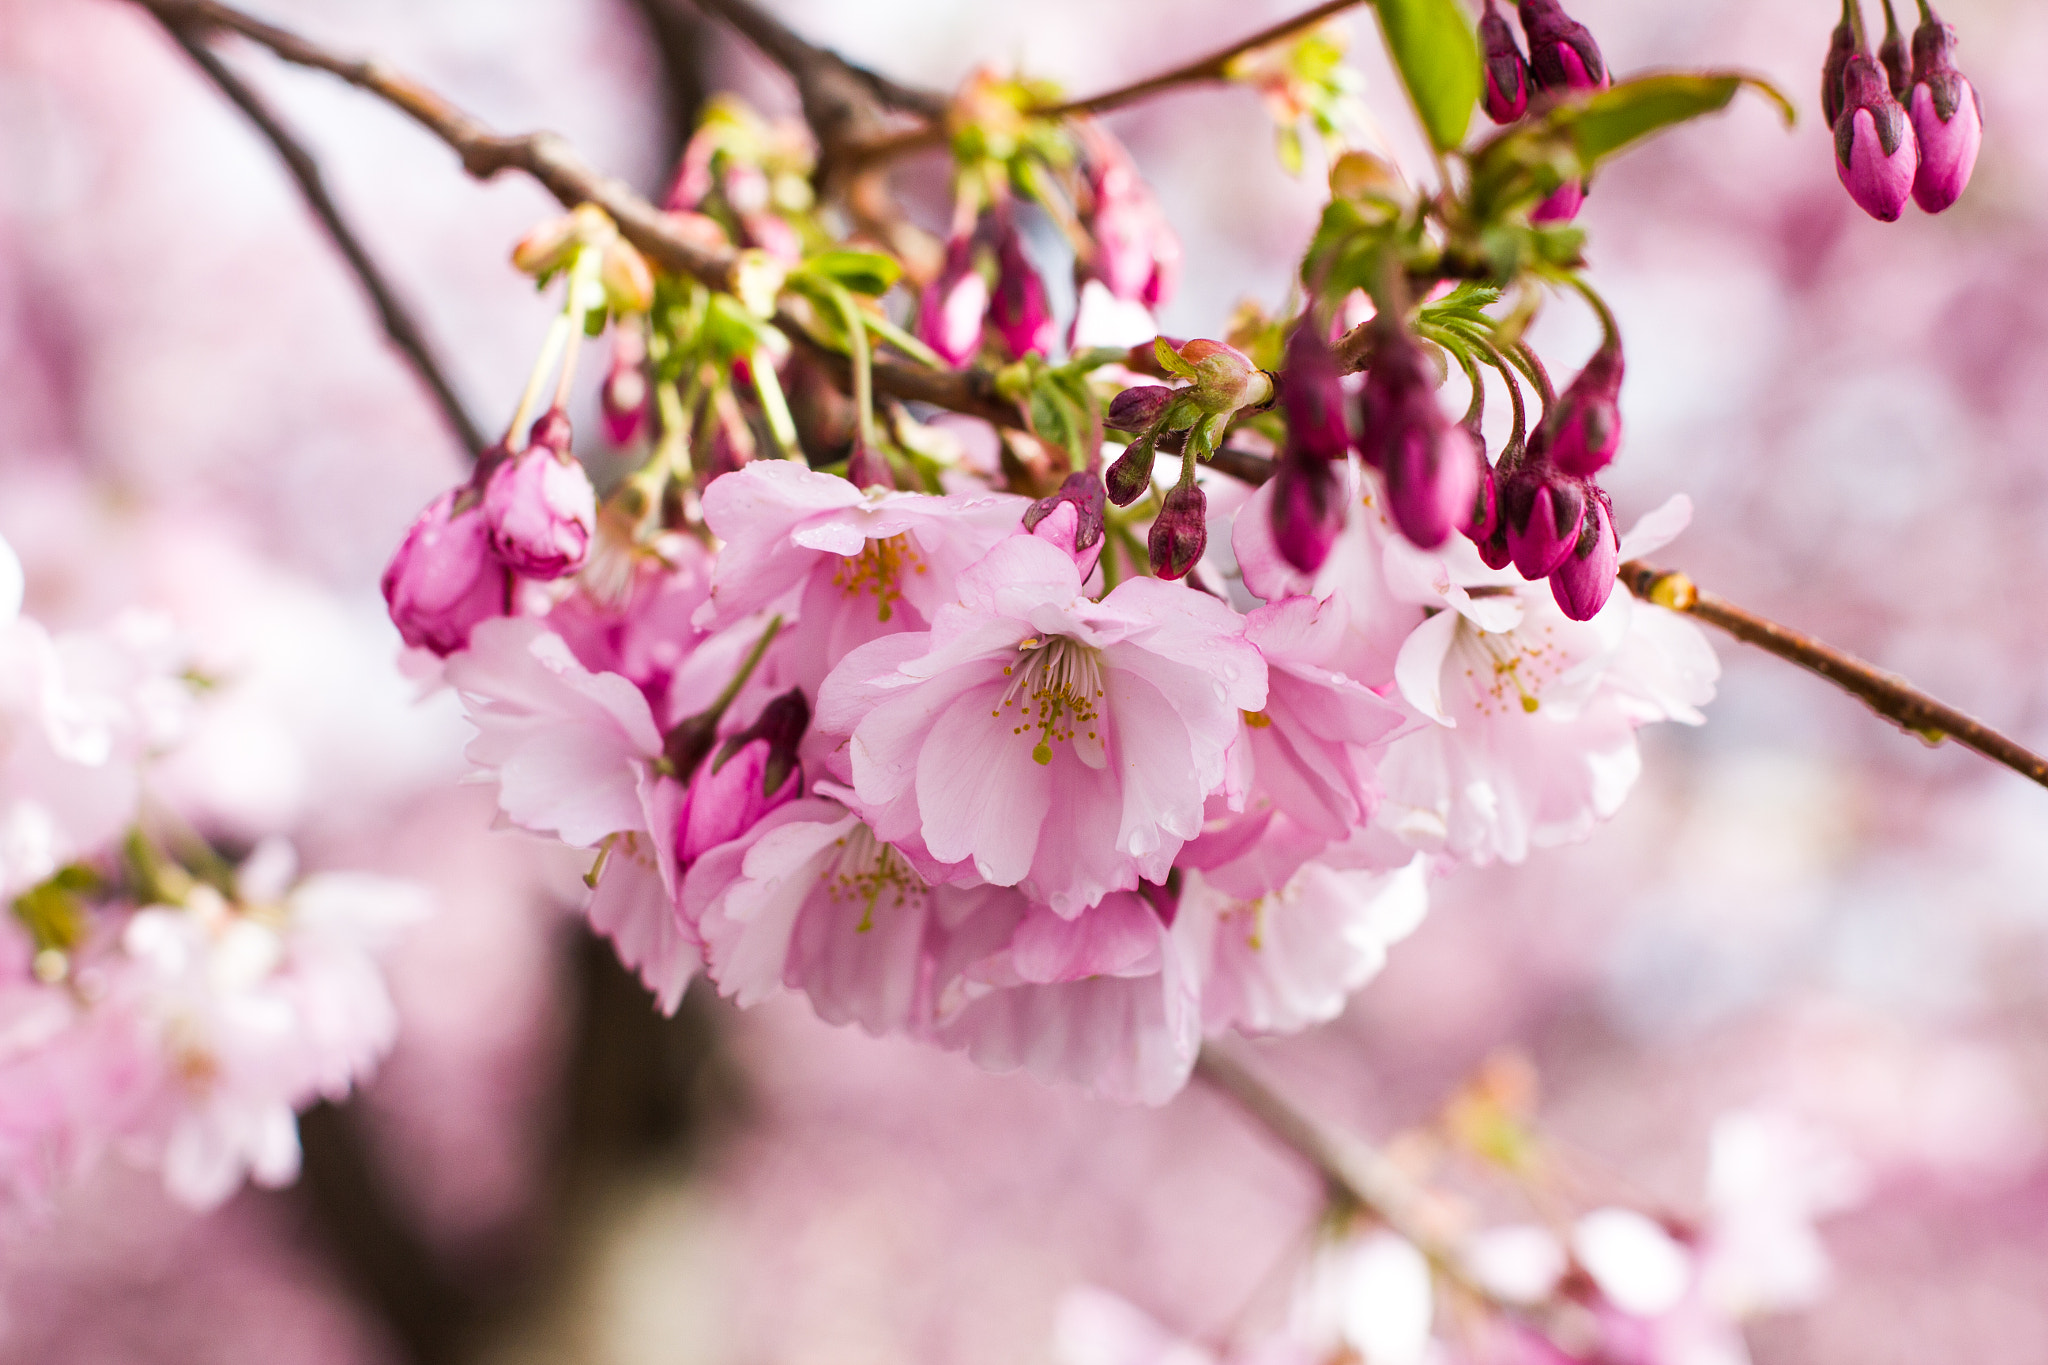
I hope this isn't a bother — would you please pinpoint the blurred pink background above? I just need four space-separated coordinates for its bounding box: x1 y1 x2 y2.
1 0 2045 1361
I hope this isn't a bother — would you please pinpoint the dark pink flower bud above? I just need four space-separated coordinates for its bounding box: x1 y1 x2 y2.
1481 0 1532 124
1268 321 1353 573
677 690 809 867
991 216 1053 360
698 413 753 491
1877 0 1911 100
1821 0 1866 128
601 327 648 447
1475 520 1514 571
1834 54 1919 222
917 232 990 368
1502 459 1586 579
483 413 598 580
1078 123 1184 308
1546 340 1624 477
1105 436 1159 507
1270 456 1345 576
1463 452 1501 541
1907 6 1983 214
1548 485 1618 621
845 440 897 491
1106 384 1177 433
382 486 509 656
1148 480 1208 580
1359 329 1478 550
1531 179 1586 223
1517 0 1608 94
1024 471 1108 551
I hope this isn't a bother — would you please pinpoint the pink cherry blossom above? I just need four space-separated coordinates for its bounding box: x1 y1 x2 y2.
818 533 1266 915
381 487 510 657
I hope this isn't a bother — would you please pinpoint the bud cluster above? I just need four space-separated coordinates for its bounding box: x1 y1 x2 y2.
1476 0 1612 224
1822 0 1982 221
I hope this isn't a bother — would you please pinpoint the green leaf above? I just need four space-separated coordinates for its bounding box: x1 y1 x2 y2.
801 250 902 297
1567 72 1790 163
1154 337 1196 381
1373 0 1480 152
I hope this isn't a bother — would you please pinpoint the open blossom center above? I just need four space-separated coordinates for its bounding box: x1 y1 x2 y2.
1460 621 1566 716
995 635 1106 767
830 533 927 623
827 824 926 933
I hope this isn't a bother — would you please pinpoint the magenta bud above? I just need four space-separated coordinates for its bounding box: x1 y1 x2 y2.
845 440 897 491
382 486 509 656
1481 1 1532 124
699 416 752 491
678 691 808 868
483 416 597 580
1079 123 1184 308
1548 486 1619 621
1834 54 1920 222
917 232 990 368
1106 384 1177 433
1278 320 1352 463
1531 179 1586 223
1502 461 1586 579
1359 328 1478 550
1546 341 1624 476
1517 0 1608 94
601 331 649 448
1475 521 1514 571
1148 480 1208 580
1907 9 1982 214
1024 470 1107 551
1270 454 1345 576
991 217 1054 360
1821 2 1865 128
1105 437 1158 507
714 689 810 802
1463 454 1500 541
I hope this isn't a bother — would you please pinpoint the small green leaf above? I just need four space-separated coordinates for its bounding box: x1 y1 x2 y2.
1153 336 1197 380
801 250 902 297
1374 0 1481 153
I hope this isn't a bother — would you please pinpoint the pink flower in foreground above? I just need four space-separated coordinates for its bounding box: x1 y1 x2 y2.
697 461 1029 691
819 534 1266 915
382 487 509 656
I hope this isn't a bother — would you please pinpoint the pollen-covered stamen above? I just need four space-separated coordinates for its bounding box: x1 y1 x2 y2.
992 634 1108 768
826 825 926 933
1456 620 1567 716
830 533 928 623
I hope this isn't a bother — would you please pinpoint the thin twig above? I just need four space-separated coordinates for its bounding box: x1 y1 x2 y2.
839 0 1372 171
156 18 488 457
1619 561 2048 791
1043 0 1369 119
1194 1044 1504 1306
685 0 945 121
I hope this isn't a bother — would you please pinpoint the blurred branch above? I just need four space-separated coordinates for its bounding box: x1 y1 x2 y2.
122 0 1026 431
1619 561 2048 791
622 0 710 186
153 16 488 458
839 0 1371 171
1041 0 1368 118
1194 1045 1505 1306
684 0 946 124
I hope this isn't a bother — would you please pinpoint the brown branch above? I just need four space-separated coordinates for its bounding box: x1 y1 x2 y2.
685 0 945 123
1043 0 1369 119
1619 561 2048 791
155 17 488 458
1194 1044 1505 1306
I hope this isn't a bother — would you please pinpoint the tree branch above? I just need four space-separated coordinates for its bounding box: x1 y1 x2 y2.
154 16 488 458
1194 1044 1505 1306
1618 561 2048 791
685 0 945 123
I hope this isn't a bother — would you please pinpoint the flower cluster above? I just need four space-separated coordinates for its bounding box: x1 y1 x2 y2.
1822 0 1982 221
0 535 422 1209
1476 0 1612 223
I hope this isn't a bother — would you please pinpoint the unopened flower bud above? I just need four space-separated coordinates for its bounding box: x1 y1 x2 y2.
1178 339 1273 415
1106 384 1177 433
1548 485 1619 621
1481 0 1532 124
845 440 896 491
1907 5 1983 214
1463 452 1501 542
1359 328 1476 550
1877 0 1911 100
601 326 649 447
1270 455 1345 576
1835 55 1919 222
1517 0 1608 94
698 412 753 491
1024 471 1108 551
1821 0 1865 128
1105 436 1159 507
918 231 990 368
1532 179 1586 223
512 203 616 279
382 486 509 656
991 217 1054 359
599 238 655 315
1148 479 1208 580
1501 458 1586 580
1268 321 1353 573
715 687 809 797
483 412 598 580
1079 123 1184 308
1546 339 1624 476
